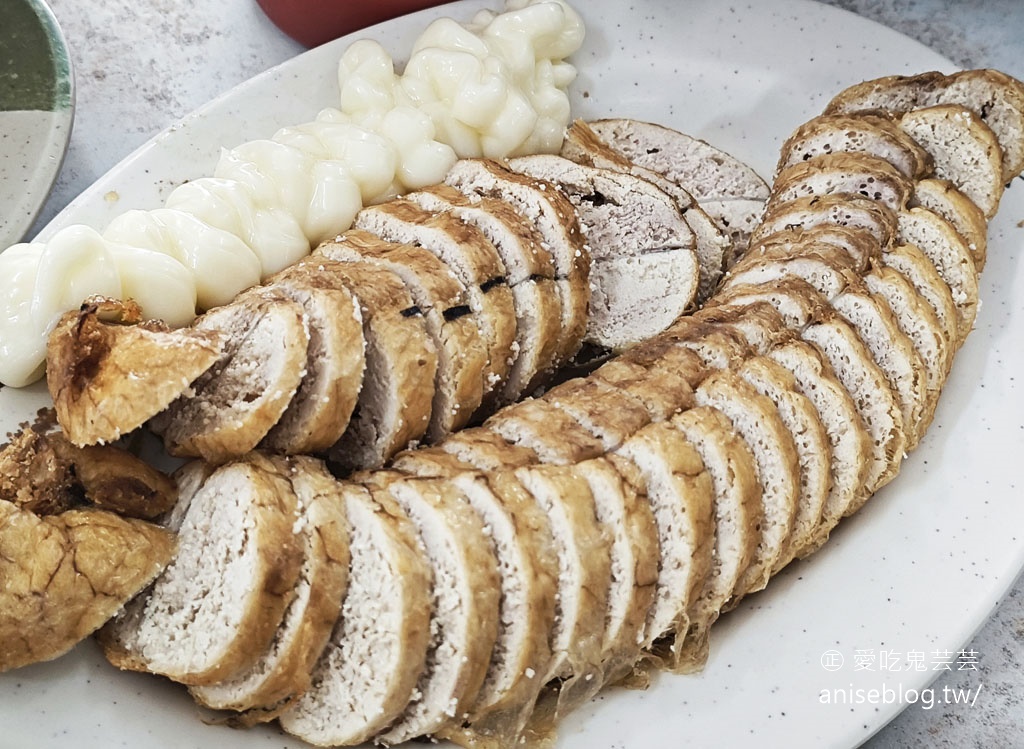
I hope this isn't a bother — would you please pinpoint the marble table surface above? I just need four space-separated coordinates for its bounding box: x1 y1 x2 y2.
27 0 1024 746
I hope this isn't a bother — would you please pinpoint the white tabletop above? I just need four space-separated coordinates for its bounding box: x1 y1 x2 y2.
32 0 1024 746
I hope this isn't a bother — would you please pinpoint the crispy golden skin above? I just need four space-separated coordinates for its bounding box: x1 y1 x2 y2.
0 427 177 520
0 500 175 672
0 427 78 515
54 438 178 520
46 297 224 447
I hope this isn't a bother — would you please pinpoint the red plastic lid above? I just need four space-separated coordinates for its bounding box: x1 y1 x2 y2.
256 0 449 48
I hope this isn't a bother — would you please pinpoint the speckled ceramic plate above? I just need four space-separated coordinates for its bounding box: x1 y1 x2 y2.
3 1 1024 748
0 0 73 247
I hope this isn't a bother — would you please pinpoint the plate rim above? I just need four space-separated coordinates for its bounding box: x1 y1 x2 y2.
3 1 1021 747
0 0 75 245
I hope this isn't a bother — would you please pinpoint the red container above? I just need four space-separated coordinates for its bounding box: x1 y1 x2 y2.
256 0 450 48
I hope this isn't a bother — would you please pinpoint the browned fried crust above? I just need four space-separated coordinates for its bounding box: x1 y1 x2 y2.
47 298 224 447
53 438 178 520
0 427 177 520
0 500 176 672
0 427 78 514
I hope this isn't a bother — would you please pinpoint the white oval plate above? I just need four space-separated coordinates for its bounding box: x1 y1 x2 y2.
4 1 1023 748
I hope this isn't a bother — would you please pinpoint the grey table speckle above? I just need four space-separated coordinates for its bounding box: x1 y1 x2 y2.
31 0 1024 746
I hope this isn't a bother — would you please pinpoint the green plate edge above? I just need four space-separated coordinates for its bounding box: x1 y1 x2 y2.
0 0 74 112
